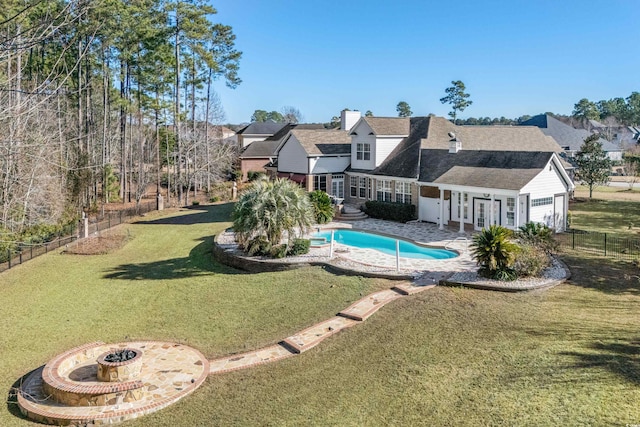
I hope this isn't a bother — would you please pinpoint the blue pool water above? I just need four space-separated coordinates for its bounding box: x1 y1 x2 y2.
312 229 457 260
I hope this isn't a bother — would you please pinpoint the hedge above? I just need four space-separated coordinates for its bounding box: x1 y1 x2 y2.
363 201 417 223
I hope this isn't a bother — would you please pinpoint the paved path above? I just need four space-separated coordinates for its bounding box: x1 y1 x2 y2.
208 282 435 374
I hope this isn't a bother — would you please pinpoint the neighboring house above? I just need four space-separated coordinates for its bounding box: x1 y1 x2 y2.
344 116 574 231
236 121 288 149
238 124 323 181
219 126 237 145
520 114 623 162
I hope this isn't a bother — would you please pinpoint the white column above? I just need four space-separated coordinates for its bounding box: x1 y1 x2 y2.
439 189 444 230
459 191 465 233
514 194 520 229
490 193 495 226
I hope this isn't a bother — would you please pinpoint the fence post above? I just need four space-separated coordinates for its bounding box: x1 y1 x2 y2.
7 250 11 268
604 233 607 257
572 230 575 249
19 251 22 264
120 210 123 224
31 246 33 260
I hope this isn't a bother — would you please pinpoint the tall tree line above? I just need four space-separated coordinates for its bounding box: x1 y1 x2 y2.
0 0 241 238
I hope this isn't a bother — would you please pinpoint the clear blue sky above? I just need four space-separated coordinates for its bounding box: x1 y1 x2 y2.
210 0 639 124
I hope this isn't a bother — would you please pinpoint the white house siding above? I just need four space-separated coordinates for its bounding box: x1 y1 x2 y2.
607 151 623 162
350 121 376 170
277 135 309 174
311 156 351 174
521 159 570 228
374 136 405 167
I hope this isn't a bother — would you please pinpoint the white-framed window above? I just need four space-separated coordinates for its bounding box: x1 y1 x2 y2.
376 179 392 202
395 182 412 204
458 193 468 219
506 197 515 226
531 197 553 207
313 175 327 192
359 177 367 198
356 143 371 161
349 176 357 197
368 178 373 199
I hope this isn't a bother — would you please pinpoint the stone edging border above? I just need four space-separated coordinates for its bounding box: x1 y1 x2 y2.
212 232 414 280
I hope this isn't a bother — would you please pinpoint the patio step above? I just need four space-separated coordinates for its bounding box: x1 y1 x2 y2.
335 207 368 221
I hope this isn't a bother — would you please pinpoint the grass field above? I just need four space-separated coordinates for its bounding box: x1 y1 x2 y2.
2 201 639 426
572 185 640 237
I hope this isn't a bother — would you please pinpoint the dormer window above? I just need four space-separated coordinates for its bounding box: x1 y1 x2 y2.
356 143 371 161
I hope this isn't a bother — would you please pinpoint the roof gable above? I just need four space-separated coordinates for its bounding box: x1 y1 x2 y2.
288 129 351 156
419 150 556 190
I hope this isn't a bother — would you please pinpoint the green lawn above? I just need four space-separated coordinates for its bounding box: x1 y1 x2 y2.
2 203 639 426
571 186 640 237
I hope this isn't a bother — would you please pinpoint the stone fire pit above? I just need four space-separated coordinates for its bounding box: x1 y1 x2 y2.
96 348 143 382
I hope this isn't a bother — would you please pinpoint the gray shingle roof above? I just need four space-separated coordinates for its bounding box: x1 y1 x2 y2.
420 150 554 190
422 116 562 152
240 124 324 158
519 114 620 153
350 116 562 190
237 121 287 135
361 117 410 136
290 129 351 155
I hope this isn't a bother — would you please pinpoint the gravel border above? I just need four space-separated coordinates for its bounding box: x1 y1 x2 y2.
442 258 571 292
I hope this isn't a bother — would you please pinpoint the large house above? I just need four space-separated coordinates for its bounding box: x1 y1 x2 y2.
250 113 574 232
342 116 573 231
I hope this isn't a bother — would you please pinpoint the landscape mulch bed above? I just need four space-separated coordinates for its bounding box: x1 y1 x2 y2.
63 234 130 255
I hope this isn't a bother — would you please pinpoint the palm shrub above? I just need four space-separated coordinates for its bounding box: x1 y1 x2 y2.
471 225 519 280
517 222 558 254
232 177 314 253
308 190 334 224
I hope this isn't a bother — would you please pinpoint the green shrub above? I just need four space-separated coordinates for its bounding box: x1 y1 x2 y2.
192 201 200 206
245 236 272 256
517 222 558 253
231 169 243 182
514 244 551 277
492 268 518 281
471 225 519 281
247 171 265 182
308 191 334 224
20 224 61 244
209 196 220 203
288 238 310 256
363 201 416 223
269 244 288 259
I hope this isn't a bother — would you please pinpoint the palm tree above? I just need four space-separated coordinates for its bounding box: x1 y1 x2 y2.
232 177 314 249
471 225 519 279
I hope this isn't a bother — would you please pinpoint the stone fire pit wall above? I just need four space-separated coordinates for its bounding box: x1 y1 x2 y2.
96 348 143 382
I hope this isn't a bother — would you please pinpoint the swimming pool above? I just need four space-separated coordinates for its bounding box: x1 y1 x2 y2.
312 229 457 260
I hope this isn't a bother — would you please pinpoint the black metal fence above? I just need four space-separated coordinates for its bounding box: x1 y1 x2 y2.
556 229 640 260
0 199 157 273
